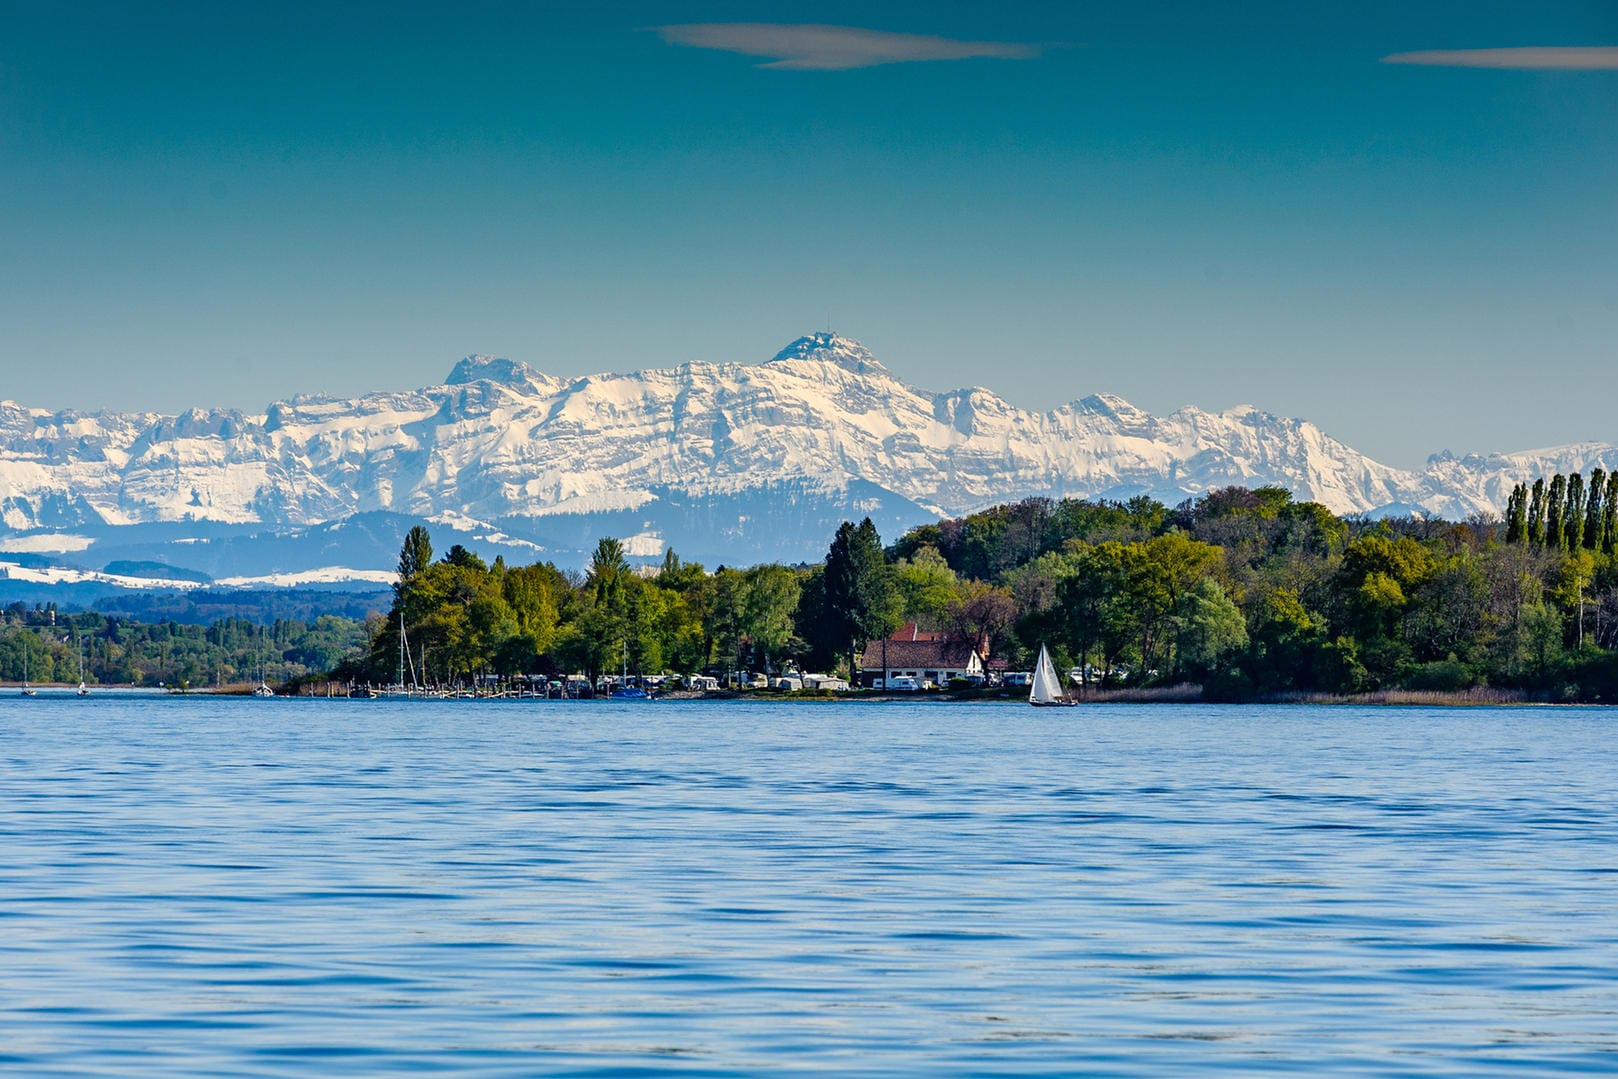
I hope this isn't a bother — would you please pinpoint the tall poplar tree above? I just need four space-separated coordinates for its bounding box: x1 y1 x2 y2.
1564 472 1585 552
1545 474 1566 552
1605 472 1618 554
1504 483 1528 545
1527 478 1546 547
1582 468 1606 550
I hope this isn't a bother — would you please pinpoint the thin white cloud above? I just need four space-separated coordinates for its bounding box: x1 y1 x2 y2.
1381 46 1618 70
651 23 1040 71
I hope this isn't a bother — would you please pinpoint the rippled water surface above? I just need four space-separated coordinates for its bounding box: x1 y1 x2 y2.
3 696 1617 1076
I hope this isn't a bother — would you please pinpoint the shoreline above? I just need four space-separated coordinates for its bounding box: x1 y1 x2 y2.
8 682 1599 708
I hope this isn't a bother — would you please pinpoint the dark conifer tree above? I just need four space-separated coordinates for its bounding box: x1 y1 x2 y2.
1564 473 1585 552
822 518 897 682
396 526 434 597
1581 468 1605 550
1527 478 1546 547
1545 474 1566 552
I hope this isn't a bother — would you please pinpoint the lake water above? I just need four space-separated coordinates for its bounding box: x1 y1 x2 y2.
2 696 1616 1076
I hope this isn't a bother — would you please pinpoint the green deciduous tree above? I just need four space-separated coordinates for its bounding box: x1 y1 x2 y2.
1213 587 1329 698
740 564 802 672
947 578 1017 657
501 563 561 652
1056 542 1138 685
1555 549 1597 651
1175 577 1248 678
893 545 961 630
1333 533 1436 681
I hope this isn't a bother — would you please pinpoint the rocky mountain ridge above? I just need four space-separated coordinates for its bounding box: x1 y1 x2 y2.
0 334 1613 575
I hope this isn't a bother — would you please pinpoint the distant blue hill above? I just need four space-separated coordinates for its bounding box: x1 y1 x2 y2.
102 560 213 584
0 551 55 569
92 589 390 625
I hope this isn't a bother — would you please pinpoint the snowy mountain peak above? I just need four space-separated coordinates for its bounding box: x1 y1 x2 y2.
768 333 887 375
2 334 1616 574
445 354 537 387
1075 392 1149 423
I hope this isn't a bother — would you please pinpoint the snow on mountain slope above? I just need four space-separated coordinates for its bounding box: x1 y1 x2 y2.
1 336 1614 570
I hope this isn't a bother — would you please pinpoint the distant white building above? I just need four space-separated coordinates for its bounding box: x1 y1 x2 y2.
858 624 987 688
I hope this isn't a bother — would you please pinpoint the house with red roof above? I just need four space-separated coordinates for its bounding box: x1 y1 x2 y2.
857 624 987 688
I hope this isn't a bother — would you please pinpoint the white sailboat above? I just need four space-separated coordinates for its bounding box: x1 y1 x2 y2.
21 639 36 697
1029 643 1075 707
76 636 90 696
253 625 275 696
394 611 421 696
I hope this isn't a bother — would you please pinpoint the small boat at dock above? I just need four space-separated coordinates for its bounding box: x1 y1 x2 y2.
21 640 36 696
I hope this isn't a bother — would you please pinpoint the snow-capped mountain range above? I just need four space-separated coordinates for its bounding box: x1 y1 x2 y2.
1 333 1613 587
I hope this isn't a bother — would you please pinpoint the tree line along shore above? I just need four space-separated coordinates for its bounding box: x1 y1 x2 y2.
349 475 1618 702
4 475 1617 703
0 611 367 692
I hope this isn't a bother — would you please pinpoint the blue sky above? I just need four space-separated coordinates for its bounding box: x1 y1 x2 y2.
1 2 1614 467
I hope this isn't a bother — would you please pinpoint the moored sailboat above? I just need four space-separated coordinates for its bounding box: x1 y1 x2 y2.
21 639 36 696
253 625 275 696
609 640 648 699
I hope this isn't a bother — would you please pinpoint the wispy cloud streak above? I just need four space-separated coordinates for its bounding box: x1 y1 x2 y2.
651 23 1041 71
1381 46 1618 70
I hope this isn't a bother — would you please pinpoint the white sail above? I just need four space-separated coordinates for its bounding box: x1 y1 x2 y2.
1029 644 1065 705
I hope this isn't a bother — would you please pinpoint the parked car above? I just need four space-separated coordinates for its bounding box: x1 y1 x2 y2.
884 675 922 692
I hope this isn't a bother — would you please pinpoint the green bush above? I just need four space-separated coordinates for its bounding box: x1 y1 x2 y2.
1398 655 1477 692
